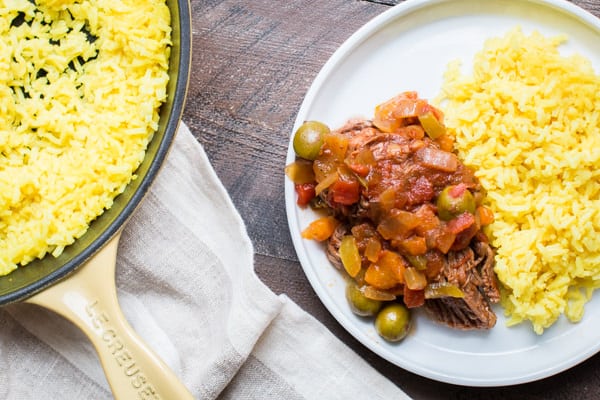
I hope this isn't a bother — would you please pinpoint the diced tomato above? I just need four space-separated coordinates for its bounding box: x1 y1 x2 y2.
348 163 370 177
331 177 360 205
450 222 479 251
446 212 476 235
403 286 425 308
448 183 467 198
407 176 434 205
424 250 444 279
399 124 425 139
295 183 316 206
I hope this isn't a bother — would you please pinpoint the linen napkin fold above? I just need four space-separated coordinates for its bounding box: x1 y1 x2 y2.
0 123 410 400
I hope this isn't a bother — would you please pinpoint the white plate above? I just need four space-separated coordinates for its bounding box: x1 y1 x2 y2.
285 0 600 387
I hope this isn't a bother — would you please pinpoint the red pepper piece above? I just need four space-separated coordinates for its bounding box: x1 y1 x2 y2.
331 178 360 205
403 286 425 308
295 183 316 206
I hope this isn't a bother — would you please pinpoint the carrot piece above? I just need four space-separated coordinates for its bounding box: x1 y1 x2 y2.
364 250 407 289
301 216 339 241
434 133 454 152
477 205 495 226
395 235 427 256
364 263 398 290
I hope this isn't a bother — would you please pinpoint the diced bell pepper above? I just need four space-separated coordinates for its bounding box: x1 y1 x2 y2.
340 235 361 277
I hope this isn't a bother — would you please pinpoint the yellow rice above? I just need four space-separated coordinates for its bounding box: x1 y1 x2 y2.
0 0 171 275
437 27 600 334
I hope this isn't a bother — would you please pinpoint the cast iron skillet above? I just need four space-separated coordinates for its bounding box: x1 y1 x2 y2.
0 1 194 398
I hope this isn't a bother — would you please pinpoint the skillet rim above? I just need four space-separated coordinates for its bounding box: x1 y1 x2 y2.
0 0 192 305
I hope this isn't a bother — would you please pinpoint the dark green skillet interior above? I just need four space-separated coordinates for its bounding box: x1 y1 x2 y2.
0 0 191 305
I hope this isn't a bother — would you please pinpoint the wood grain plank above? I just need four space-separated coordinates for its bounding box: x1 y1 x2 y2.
184 1 383 260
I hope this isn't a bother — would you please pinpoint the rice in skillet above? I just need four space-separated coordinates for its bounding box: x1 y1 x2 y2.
437 27 600 334
0 0 171 275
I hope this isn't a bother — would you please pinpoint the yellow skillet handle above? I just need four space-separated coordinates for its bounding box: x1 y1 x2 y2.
25 233 195 400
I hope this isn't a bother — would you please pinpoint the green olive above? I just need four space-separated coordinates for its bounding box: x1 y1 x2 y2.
375 303 411 342
345 281 383 317
293 121 329 160
436 184 476 221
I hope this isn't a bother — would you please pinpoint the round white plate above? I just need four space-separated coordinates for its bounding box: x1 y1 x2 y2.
285 0 600 387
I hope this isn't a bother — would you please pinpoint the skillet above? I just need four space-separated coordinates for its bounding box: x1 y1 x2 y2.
0 0 194 398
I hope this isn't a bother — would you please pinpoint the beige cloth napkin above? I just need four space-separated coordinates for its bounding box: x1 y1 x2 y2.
0 123 410 400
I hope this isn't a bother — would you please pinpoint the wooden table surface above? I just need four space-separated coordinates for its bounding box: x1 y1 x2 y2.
184 1 600 398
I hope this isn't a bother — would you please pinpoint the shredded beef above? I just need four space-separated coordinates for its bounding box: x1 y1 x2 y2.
424 238 499 330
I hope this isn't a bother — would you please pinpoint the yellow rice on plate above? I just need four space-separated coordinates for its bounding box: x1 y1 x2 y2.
0 0 171 275
436 27 600 334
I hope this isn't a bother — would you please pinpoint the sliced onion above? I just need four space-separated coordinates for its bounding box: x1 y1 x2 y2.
364 237 382 262
377 186 397 213
404 267 427 290
424 282 465 299
284 160 315 184
315 171 338 195
362 285 396 301
416 147 458 172
377 210 421 240
434 230 456 254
